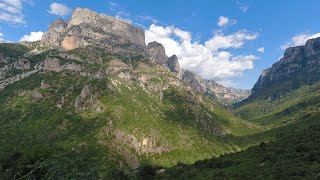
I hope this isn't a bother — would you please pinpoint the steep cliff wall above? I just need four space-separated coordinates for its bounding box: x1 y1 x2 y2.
41 8 146 57
252 37 320 95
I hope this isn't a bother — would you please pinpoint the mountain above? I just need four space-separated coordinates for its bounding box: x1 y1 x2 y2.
252 37 320 96
181 70 250 104
39 7 250 104
236 37 320 127
0 8 259 179
157 38 320 179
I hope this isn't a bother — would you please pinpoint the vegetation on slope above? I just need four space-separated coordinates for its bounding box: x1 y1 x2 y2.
236 82 320 128
158 113 320 179
0 44 261 179
157 58 320 179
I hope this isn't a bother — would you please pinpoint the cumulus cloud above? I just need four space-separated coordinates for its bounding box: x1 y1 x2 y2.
281 33 320 50
257 47 264 53
205 31 257 51
145 24 258 86
0 0 25 24
217 16 236 27
49 3 72 16
19 31 44 42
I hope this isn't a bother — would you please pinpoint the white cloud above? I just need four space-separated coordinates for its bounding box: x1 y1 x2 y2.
217 16 229 27
1 0 22 9
239 5 249 12
48 3 71 16
138 15 158 24
257 47 264 53
0 32 4 42
0 0 25 24
281 33 320 50
19 31 44 42
205 30 257 51
237 1 250 12
217 16 237 27
145 24 258 86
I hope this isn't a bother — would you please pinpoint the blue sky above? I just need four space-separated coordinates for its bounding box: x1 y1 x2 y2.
1 0 320 89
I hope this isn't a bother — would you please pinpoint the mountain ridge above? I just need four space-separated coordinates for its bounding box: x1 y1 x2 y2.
251 37 320 96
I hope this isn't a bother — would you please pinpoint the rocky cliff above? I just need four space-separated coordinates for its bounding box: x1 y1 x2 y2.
146 41 168 65
146 41 181 74
252 37 320 95
40 8 181 73
41 8 147 57
181 70 250 104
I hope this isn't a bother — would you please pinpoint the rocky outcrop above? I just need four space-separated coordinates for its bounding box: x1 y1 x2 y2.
146 41 181 74
31 90 44 101
40 80 50 89
74 85 104 112
41 8 146 57
41 57 62 72
252 37 320 95
40 8 184 74
167 55 180 73
147 41 168 65
41 18 67 48
181 70 250 104
13 58 30 70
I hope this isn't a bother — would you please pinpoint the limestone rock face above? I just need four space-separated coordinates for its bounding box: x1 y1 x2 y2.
41 57 62 72
14 58 30 70
40 80 50 89
80 85 91 99
40 8 146 57
31 90 44 101
167 55 180 73
73 84 104 112
49 18 67 30
181 70 250 104
147 41 168 65
252 37 320 95
305 37 320 57
146 41 181 74
41 18 67 48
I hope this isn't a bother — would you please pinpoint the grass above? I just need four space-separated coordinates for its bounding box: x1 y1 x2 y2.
236 82 320 128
